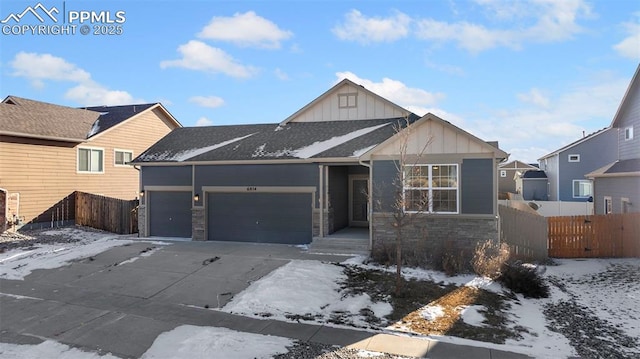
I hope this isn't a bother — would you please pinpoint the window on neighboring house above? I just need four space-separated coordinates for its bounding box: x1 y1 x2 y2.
338 93 357 108
500 170 507 178
403 164 458 214
78 147 104 173
604 196 612 214
622 198 631 213
572 180 592 198
114 150 133 166
568 154 580 162
625 126 634 140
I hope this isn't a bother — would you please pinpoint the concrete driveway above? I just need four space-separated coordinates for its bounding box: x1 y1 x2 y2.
0 240 350 358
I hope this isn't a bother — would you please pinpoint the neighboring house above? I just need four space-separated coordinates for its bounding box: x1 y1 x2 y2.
587 65 640 214
132 79 507 266
498 160 538 197
515 170 548 201
0 96 181 229
538 127 617 202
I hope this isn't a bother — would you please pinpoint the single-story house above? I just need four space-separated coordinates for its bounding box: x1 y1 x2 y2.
0 96 181 229
132 79 507 265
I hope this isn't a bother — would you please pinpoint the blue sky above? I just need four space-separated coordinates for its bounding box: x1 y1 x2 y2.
1 0 638 163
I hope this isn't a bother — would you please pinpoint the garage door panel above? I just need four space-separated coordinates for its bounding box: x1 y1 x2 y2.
149 191 192 238
207 192 312 244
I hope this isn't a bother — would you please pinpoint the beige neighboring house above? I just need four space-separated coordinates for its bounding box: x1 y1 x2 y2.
0 96 181 230
498 160 538 198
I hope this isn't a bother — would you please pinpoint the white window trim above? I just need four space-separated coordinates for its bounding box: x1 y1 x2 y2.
500 170 507 178
568 154 580 162
114 149 134 167
77 146 105 174
625 126 634 140
403 164 459 214
572 179 592 198
604 196 612 214
338 93 357 108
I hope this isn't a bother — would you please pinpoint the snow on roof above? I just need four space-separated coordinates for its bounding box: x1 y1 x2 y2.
351 144 378 158
139 133 256 162
293 123 390 159
87 119 100 138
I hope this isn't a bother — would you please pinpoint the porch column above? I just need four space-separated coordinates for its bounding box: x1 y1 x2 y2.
319 164 324 238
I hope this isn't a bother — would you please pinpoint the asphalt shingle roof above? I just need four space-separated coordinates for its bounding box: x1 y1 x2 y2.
82 103 156 135
133 114 420 163
605 159 640 174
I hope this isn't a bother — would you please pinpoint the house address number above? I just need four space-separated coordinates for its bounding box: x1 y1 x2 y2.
246 187 257 191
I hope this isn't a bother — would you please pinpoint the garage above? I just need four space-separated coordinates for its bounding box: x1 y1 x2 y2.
148 191 192 238
207 192 312 244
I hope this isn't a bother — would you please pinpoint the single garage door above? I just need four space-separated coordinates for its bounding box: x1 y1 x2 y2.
207 192 312 244
149 191 192 238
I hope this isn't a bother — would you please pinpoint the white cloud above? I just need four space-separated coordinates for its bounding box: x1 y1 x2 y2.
332 10 411 44
189 95 225 108
198 11 293 49
160 40 258 78
613 19 640 60
65 81 140 106
10 52 139 106
335 72 445 111
517 88 550 108
415 0 592 53
195 117 213 126
274 68 289 80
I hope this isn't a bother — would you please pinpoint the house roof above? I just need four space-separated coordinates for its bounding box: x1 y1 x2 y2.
586 158 640 178
611 64 640 128
538 127 611 161
521 170 547 179
1 96 100 142
132 115 420 164
1 96 180 142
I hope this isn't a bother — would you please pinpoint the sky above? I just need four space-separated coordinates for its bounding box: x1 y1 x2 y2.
0 0 638 163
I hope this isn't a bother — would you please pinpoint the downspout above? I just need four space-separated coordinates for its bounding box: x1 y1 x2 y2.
134 164 142 238
318 165 324 238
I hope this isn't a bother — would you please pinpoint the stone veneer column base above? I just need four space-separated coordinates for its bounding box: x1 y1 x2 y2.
137 205 146 237
192 207 205 241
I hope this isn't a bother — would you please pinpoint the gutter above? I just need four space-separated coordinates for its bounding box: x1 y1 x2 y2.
0 131 85 143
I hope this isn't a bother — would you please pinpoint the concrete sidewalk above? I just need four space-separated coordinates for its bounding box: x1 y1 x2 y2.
0 239 532 358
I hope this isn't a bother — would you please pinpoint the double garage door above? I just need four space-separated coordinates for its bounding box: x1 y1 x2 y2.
148 191 312 244
207 192 312 245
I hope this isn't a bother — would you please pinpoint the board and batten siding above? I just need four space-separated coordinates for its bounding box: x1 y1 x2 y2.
0 107 176 226
289 83 407 122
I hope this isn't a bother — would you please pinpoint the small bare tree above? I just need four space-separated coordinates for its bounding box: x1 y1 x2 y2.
373 115 432 295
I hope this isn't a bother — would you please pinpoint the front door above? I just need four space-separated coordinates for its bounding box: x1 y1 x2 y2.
349 175 369 227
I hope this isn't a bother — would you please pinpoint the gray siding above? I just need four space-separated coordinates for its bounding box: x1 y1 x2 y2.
371 160 400 213
195 164 319 204
461 159 493 214
540 156 558 200
558 129 617 201
594 177 640 214
616 82 640 161
522 179 548 201
328 166 348 231
142 166 192 187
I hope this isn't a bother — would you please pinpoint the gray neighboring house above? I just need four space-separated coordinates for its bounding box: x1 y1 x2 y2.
538 127 618 202
132 79 507 266
515 170 548 201
498 160 538 198
587 65 640 215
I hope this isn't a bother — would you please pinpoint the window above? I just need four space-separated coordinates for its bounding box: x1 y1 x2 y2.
114 150 133 166
622 198 630 213
78 147 103 173
500 170 507 178
338 93 357 108
403 164 458 213
568 154 580 162
625 126 634 140
604 196 612 214
572 180 592 198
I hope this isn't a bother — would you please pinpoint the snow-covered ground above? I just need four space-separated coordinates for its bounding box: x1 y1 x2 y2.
1 228 638 358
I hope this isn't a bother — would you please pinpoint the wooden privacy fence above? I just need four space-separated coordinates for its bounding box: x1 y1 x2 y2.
75 192 138 234
548 212 640 258
499 205 548 261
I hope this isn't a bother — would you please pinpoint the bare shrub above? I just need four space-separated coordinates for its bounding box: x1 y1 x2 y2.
499 261 549 298
472 240 510 279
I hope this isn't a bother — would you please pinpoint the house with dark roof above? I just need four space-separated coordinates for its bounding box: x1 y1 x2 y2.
0 96 181 229
587 64 640 214
133 79 507 265
498 160 538 198
538 127 617 202
515 170 548 201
